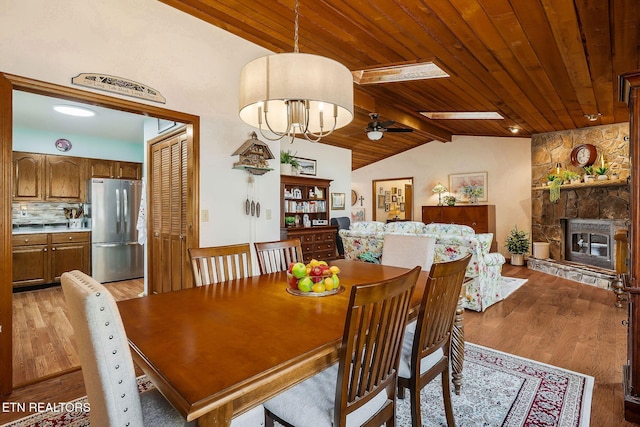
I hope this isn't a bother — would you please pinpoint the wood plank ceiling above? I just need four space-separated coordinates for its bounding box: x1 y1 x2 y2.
161 0 640 170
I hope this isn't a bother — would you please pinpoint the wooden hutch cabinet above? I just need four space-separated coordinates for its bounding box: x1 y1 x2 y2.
422 204 497 251
280 175 338 262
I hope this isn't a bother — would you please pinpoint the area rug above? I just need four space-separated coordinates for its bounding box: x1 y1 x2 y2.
500 276 528 300
1 344 592 427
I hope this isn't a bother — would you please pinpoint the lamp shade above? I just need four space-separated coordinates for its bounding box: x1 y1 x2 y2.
367 130 383 141
239 53 354 134
432 183 448 193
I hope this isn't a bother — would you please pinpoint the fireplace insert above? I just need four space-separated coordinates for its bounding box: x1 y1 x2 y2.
564 219 614 270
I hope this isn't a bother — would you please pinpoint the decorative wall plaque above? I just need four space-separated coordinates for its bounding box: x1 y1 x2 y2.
71 73 166 103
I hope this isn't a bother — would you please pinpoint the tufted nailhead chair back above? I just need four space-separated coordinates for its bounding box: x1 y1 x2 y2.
62 270 144 427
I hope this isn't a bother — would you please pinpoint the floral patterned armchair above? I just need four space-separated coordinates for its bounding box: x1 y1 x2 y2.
339 222 506 311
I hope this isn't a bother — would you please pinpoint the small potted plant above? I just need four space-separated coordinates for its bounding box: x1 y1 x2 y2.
583 165 595 183
562 170 581 185
443 195 456 206
545 173 557 186
595 165 609 181
284 216 296 227
280 150 300 175
504 225 530 266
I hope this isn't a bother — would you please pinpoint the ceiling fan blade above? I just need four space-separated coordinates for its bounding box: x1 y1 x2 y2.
379 120 395 128
385 128 414 132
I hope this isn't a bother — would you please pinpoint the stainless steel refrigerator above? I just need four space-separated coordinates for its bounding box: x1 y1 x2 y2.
87 178 144 283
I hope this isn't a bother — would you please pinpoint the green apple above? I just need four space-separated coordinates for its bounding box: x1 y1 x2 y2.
298 276 313 292
291 262 307 279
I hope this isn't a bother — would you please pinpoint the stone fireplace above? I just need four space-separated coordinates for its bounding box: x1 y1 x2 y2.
529 123 630 289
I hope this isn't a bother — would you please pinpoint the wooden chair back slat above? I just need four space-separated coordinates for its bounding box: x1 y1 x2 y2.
254 239 303 274
335 266 420 426
188 244 253 286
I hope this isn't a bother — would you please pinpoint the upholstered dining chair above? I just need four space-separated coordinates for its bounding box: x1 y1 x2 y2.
397 254 472 427
380 234 437 271
189 243 253 286
254 238 303 274
61 270 265 427
264 266 421 427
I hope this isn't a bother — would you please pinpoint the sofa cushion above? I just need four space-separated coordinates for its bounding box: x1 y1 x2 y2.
383 221 426 235
349 221 385 234
424 223 475 236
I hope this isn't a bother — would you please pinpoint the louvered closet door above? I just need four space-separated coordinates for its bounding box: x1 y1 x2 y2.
149 128 192 293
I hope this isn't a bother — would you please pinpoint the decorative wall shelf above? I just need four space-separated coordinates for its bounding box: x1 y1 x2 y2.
532 177 629 191
232 165 273 175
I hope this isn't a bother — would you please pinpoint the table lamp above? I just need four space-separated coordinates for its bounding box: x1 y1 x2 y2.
432 182 448 206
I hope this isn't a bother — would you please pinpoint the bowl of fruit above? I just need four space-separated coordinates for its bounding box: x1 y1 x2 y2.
286 260 344 296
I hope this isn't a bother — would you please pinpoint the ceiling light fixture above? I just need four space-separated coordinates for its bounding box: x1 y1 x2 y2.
584 113 602 122
366 130 384 141
508 126 520 134
53 105 95 117
238 0 353 143
420 111 504 120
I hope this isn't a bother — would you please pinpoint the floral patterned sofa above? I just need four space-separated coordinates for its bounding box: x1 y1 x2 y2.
339 221 506 311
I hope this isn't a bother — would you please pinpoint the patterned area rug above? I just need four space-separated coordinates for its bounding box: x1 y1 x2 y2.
500 276 528 300
1 344 592 427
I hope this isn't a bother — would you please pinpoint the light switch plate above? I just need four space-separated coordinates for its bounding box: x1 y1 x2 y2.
201 209 209 222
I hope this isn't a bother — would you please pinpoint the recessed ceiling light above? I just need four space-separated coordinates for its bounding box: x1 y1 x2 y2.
352 61 449 85
420 111 504 120
53 105 96 117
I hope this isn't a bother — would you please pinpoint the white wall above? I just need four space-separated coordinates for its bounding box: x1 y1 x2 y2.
351 135 532 256
0 0 352 247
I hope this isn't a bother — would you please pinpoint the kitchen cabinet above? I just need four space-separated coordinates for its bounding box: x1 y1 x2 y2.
280 175 337 261
12 231 90 288
13 152 143 202
422 204 497 251
45 155 86 201
89 159 142 179
12 152 44 201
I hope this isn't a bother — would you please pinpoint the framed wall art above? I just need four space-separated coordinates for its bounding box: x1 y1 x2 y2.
331 192 345 210
351 207 365 222
293 157 317 176
449 172 488 202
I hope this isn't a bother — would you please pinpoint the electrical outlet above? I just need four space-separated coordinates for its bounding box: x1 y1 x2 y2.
201 209 209 222
20 206 27 217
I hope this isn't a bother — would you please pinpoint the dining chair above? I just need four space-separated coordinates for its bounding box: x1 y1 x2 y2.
397 254 472 427
264 266 421 427
61 270 265 427
380 234 436 271
189 243 253 286
254 238 303 274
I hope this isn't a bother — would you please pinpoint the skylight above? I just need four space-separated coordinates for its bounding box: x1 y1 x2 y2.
420 112 504 120
352 62 449 85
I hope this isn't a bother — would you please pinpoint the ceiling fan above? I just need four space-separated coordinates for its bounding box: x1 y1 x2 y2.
365 113 414 140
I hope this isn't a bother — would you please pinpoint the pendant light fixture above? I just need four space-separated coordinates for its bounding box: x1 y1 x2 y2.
238 0 353 143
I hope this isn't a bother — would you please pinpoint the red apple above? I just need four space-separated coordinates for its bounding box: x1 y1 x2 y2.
310 266 323 277
288 274 299 289
288 262 296 273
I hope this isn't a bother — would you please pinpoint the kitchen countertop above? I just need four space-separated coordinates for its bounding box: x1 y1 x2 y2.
12 224 92 235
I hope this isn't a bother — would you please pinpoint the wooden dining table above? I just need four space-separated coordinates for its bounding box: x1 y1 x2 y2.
117 259 466 426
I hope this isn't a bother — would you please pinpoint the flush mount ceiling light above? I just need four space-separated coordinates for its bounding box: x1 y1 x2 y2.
584 113 602 122
508 126 520 134
352 61 449 85
420 111 504 120
238 0 353 143
53 105 95 117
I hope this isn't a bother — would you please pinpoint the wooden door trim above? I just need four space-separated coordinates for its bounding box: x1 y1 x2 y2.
0 72 200 395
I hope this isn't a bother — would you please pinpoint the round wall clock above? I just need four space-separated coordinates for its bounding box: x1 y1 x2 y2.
351 189 358 206
55 138 72 152
570 143 597 167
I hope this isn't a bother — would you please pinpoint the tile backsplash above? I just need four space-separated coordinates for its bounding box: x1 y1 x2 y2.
12 202 86 225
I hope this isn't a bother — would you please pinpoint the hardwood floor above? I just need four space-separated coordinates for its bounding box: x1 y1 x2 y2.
0 267 636 425
11 278 143 387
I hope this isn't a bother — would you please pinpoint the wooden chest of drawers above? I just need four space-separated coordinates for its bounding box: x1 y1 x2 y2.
281 226 338 262
422 205 497 251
